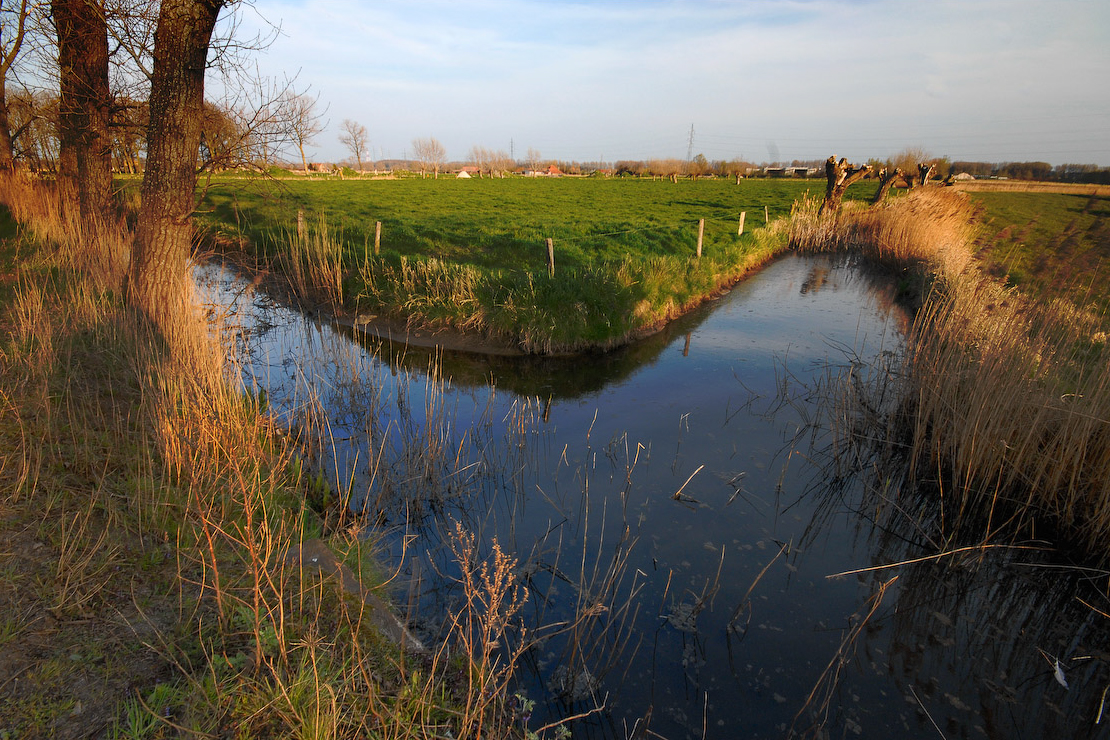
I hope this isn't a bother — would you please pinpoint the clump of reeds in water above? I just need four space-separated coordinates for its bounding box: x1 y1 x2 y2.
790 187 974 281
277 212 346 309
906 269 1110 549
796 185 1110 556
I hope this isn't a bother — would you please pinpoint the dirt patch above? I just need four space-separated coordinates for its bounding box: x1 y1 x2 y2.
0 509 184 739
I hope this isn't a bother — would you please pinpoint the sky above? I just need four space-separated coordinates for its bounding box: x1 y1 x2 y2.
227 0 1110 167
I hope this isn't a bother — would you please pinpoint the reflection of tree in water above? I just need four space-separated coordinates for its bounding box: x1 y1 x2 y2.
800 266 831 295
792 355 1110 739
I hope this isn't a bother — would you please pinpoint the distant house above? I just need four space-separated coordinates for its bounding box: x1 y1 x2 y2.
546 164 563 177
764 166 815 178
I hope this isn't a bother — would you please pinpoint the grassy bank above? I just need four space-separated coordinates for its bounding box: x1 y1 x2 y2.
792 187 1110 558
966 189 1110 313
0 173 538 739
195 177 859 353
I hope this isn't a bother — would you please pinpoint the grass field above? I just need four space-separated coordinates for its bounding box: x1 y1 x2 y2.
966 190 1110 313
195 176 882 352
200 176 821 265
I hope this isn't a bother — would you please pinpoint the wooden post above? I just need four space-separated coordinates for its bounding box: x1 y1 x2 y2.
297 209 306 241
374 221 382 255
696 218 704 258
765 205 769 224
546 237 555 277
737 212 746 236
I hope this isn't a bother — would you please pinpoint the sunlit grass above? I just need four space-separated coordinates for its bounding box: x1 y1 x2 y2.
796 186 1110 558
197 176 871 351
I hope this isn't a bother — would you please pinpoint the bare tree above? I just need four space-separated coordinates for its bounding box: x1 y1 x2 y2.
488 148 512 178
819 156 870 216
892 146 929 175
411 136 428 177
723 158 751 184
907 162 935 189
466 144 487 177
283 91 323 174
127 0 227 338
646 158 683 183
412 136 444 179
526 146 540 176
201 75 310 173
427 137 445 178
686 153 708 182
0 0 31 170
338 118 367 172
871 167 903 204
7 87 58 170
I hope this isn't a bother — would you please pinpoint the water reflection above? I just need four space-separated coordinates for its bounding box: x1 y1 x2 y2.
196 252 1110 739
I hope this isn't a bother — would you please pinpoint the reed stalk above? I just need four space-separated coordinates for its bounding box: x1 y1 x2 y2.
795 185 1110 557
0 172 539 738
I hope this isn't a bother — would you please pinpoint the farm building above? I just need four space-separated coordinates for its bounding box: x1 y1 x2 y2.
764 166 816 177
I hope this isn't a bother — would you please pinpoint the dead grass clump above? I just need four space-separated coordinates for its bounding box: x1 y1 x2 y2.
905 270 1110 549
790 187 975 281
1 173 536 738
795 182 1110 556
278 213 345 309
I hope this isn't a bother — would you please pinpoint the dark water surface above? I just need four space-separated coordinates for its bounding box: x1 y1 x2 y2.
198 253 1110 739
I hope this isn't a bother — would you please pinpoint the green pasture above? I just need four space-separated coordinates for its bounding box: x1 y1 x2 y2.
967 191 1110 313
196 176 880 351
199 175 829 269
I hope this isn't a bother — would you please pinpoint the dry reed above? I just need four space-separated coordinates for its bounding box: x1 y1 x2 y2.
796 185 1110 557
0 171 541 738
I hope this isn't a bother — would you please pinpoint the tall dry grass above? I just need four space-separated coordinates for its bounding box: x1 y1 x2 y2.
797 185 1110 555
789 188 973 280
0 172 542 738
278 213 346 309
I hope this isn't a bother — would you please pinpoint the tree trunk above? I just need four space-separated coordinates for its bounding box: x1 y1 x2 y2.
52 0 113 221
0 86 14 171
871 167 903 205
0 0 29 171
913 162 935 189
819 156 870 216
127 0 225 338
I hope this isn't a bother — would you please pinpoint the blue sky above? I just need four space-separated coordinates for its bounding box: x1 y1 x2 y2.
230 0 1110 166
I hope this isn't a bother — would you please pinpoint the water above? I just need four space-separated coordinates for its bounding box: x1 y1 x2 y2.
198 253 1110 739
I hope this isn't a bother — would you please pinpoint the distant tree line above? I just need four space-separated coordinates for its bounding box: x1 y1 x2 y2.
951 161 1110 184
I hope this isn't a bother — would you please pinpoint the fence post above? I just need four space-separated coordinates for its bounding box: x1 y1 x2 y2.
765 205 769 224
374 221 382 255
737 212 746 236
697 218 704 258
297 209 306 241
546 238 555 277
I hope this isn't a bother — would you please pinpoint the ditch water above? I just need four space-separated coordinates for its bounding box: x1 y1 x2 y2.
198 253 1110 739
